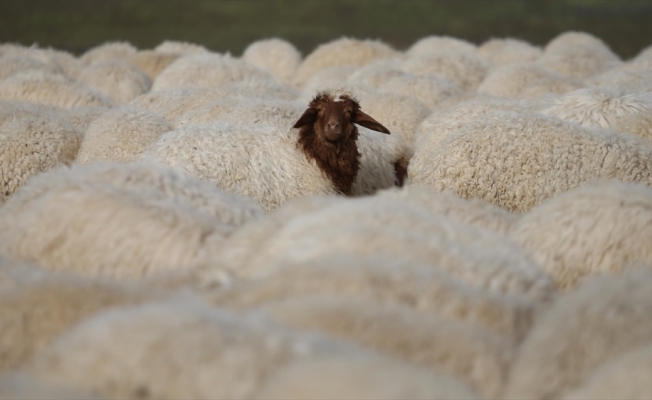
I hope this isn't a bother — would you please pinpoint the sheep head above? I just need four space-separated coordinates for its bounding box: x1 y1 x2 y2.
293 91 391 196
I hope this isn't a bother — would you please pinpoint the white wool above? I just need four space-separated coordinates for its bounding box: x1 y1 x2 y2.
345 58 407 88
409 110 652 212
152 52 278 91
0 70 115 108
153 40 210 56
24 299 418 399
504 271 652 400
407 35 477 57
353 127 408 195
510 181 652 290
377 73 463 110
0 101 82 203
544 87 652 130
401 51 488 90
301 66 358 95
79 41 138 66
478 62 583 99
79 60 152 103
77 107 172 163
478 38 543 69
0 55 65 83
294 37 399 87
0 45 82 79
128 50 180 80
242 38 302 85
0 373 97 399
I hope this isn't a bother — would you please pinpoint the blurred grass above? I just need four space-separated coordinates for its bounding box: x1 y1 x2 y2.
1 0 651 59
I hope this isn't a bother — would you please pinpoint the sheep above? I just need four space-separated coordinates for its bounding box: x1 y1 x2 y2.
301 65 358 95
510 181 652 290
24 298 430 399
401 51 488 91
0 45 82 79
503 271 652 400
78 60 152 104
375 186 520 234
256 355 480 400
293 37 399 87
612 110 652 142
58 105 109 133
413 95 549 152
563 344 652 400
478 62 584 99
128 50 180 80
152 52 278 92
0 101 82 203
142 91 397 211
0 162 246 279
0 55 65 83
408 110 652 213
477 38 543 69
0 70 116 108
77 107 172 163
406 35 477 57
543 86 652 130
254 294 515 399
537 31 622 79
345 58 406 88
153 40 210 56
377 73 463 110
242 38 302 85
217 195 554 303
0 373 98 400
208 255 539 343
0 267 165 370
79 40 138 66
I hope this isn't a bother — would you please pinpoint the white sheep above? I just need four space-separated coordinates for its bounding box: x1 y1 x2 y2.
153 40 210 56
477 38 543 69
503 271 652 400
59 105 109 134
406 35 476 57
0 373 97 400
242 37 302 85
293 37 399 87
0 55 65 83
143 91 403 211
409 110 652 212
543 86 652 130
256 354 480 400
221 195 554 303
401 51 488 91
0 266 165 370
79 60 152 104
301 65 358 95
208 255 539 343
478 62 583 99
79 41 138 66
0 70 115 108
24 298 438 399
0 44 82 79
128 50 180 80
377 73 463 110
537 31 622 79
255 294 515 399
510 180 652 290
152 52 278 92
376 186 520 234
563 344 652 400
0 101 82 203
345 58 406 88
0 162 253 279
77 107 172 163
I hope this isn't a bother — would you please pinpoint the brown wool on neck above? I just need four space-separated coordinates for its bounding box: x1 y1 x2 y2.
297 127 360 195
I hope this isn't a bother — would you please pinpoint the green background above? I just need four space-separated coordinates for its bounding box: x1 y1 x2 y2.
2 0 651 59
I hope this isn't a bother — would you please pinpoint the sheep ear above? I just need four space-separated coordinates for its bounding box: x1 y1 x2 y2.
293 107 318 129
353 111 391 134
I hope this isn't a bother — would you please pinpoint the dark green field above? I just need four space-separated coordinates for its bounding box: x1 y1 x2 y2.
1 0 651 58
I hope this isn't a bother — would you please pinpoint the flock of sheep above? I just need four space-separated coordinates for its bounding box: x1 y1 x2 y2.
1 30 652 399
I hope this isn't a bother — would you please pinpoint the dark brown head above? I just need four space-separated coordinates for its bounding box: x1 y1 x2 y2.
293 92 391 195
293 92 390 143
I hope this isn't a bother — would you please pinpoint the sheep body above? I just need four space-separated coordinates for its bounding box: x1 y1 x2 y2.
0 56 65 83
77 107 172 163
478 38 543 69
129 50 180 80
401 52 488 90
79 60 152 103
504 271 652 399
242 38 302 85
407 35 476 57
510 181 652 289
79 41 138 66
409 111 652 212
153 40 209 56
478 62 583 98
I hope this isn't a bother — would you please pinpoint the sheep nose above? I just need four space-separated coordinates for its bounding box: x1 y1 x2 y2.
327 121 340 131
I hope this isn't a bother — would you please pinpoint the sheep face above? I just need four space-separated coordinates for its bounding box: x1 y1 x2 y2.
293 91 391 196
294 92 390 143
